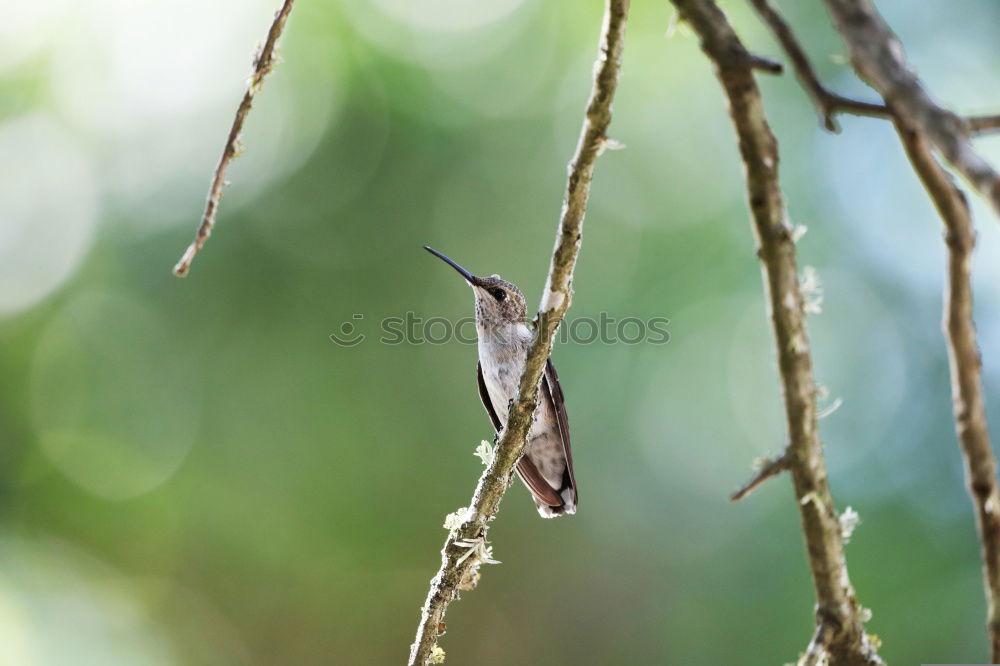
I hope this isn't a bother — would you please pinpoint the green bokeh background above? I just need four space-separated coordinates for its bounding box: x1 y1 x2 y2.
2 0 1000 663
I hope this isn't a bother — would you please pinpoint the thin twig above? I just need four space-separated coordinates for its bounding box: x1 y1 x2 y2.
173 0 296 277
748 0 887 132
730 453 788 502
668 1 882 663
746 52 785 75
894 118 1000 663
822 0 1000 218
405 2 629 664
970 114 1000 136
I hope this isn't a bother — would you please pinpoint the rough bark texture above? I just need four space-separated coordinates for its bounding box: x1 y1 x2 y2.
669 1 882 663
173 0 296 277
894 120 1000 663
821 0 1000 218
405 2 628 664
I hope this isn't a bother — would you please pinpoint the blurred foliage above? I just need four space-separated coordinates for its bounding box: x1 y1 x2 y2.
1 0 1000 664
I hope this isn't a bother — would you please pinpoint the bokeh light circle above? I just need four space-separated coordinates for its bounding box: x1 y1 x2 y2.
0 536 176 666
370 0 529 31
30 292 200 500
0 115 98 315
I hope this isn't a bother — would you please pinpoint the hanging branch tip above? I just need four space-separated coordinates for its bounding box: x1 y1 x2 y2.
171 0 296 278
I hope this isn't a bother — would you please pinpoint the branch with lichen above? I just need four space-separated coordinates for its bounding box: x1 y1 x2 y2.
749 1 1000 657
893 118 1000 663
172 0 295 277
405 2 629 664
668 1 882 663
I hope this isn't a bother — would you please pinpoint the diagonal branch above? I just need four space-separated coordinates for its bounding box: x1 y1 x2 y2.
173 0 296 277
893 119 1000 663
405 2 629 664
668 1 882 663
822 0 1000 219
748 0 888 132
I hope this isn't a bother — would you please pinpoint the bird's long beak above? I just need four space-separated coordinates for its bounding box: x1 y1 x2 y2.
424 246 485 286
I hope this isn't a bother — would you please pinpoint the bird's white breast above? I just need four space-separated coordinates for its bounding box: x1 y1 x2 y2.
478 323 566 487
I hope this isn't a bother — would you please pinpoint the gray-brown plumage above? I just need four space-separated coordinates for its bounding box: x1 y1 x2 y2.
425 246 577 518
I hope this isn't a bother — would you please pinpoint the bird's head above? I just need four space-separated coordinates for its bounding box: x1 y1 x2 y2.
424 246 526 326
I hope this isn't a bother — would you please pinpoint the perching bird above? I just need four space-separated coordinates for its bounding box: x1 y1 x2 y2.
425 246 577 518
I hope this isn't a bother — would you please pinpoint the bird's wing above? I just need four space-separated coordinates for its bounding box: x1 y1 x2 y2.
543 358 577 501
477 362 563 508
476 362 503 432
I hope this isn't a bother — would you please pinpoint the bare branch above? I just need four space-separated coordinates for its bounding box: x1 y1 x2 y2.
406 2 629 664
746 52 785 75
730 453 788 502
668 1 882 663
750 0 1000 139
748 0 888 132
173 0 296 277
970 114 1000 136
894 118 1000 663
822 0 1000 218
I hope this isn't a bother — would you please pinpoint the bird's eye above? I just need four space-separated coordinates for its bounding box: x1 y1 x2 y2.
488 288 506 302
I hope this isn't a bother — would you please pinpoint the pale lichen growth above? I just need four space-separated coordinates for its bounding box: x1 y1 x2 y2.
443 507 471 531
474 441 494 467
800 266 824 314
666 8 680 37
455 536 500 566
859 606 873 623
791 224 808 243
541 287 566 313
799 490 822 508
818 397 843 420
429 645 446 664
598 136 626 155
986 492 999 517
231 137 246 158
457 567 481 592
665 9 694 39
839 506 861 543
789 331 808 354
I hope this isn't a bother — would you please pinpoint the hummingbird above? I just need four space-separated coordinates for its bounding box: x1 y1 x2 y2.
424 246 577 518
